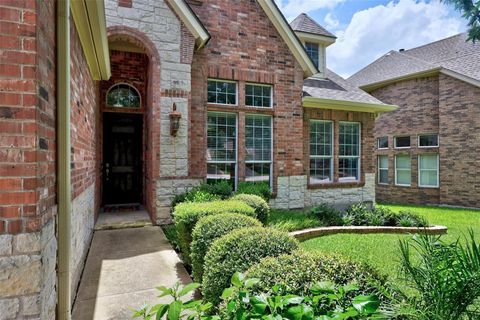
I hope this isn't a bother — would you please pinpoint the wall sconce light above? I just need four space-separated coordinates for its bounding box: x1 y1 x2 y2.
169 103 182 136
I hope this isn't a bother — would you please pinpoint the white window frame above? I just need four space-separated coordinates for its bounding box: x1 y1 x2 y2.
106 82 142 108
244 114 273 187
309 120 334 184
394 136 411 149
339 121 361 182
377 136 389 150
207 78 238 106
206 112 238 189
395 154 411 187
377 155 389 185
245 83 273 108
305 42 320 69
418 134 439 148
418 154 439 188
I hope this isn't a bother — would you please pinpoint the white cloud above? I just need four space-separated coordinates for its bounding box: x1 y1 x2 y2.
324 13 339 30
326 0 464 78
275 0 344 20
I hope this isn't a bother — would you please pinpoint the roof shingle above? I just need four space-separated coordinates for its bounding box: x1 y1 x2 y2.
349 33 480 88
290 13 336 38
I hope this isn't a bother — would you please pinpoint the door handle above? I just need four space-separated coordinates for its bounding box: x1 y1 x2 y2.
105 163 110 181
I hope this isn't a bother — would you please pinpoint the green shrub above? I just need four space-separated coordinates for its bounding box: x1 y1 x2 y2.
244 251 387 299
267 209 322 232
236 181 272 201
230 194 270 224
344 204 429 228
200 180 233 199
309 203 343 226
396 210 428 227
202 227 299 304
345 203 371 226
173 200 256 265
190 213 262 282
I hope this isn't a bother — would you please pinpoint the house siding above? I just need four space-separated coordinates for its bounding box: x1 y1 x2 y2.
371 74 479 208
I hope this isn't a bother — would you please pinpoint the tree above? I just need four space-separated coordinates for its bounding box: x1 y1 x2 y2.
442 0 480 42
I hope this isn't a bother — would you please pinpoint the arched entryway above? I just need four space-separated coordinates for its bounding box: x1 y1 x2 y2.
97 27 161 223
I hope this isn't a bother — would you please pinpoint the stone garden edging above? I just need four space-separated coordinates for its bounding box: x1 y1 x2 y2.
290 225 448 241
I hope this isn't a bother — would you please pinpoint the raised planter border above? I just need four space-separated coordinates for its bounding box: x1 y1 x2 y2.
290 225 448 241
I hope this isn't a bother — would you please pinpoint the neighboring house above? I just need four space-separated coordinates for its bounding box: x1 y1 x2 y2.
0 0 394 318
350 33 480 208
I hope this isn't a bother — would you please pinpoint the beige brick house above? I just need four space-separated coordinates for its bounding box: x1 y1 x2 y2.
350 33 480 208
0 0 394 318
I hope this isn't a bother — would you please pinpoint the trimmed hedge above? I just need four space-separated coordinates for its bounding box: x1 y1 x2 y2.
231 194 270 225
244 251 387 298
202 227 299 304
173 200 256 264
191 213 262 282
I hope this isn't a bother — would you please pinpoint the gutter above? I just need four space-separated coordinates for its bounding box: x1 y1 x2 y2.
57 0 72 319
303 96 398 113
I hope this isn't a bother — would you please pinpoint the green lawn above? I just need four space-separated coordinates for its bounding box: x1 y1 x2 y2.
301 204 480 282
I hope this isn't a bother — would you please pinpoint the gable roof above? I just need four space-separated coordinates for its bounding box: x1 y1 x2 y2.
290 13 336 38
303 69 397 113
349 33 480 90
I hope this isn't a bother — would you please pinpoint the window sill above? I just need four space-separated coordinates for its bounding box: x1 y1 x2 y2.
308 181 365 189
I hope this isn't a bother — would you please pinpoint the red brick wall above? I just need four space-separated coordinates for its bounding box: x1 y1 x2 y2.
304 109 375 188
0 0 56 234
189 0 305 190
70 18 100 208
370 74 480 208
371 76 441 205
438 74 480 208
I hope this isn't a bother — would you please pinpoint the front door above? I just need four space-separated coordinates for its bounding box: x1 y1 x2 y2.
103 113 143 205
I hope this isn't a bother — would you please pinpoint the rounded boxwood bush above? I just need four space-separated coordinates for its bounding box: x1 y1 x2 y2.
191 213 262 282
202 227 299 304
173 200 256 265
231 194 270 225
244 251 387 298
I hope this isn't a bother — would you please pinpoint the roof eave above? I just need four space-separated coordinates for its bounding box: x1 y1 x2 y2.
303 96 398 113
257 0 318 78
71 0 111 80
440 69 480 88
166 0 211 50
295 31 336 46
358 68 442 92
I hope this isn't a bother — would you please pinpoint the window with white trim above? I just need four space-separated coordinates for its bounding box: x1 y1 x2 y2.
339 122 360 181
378 136 388 149
309 120 333 184
245 114 272 185
207 79 237 105
206 112 237 186
245 84 272 108
106 83 141 108
418 134 439 147
395 155 411 186
418 154 439 187
394 136 410 148
378 155 389 184
305 42 319 68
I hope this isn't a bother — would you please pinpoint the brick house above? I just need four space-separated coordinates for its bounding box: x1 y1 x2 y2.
0 0 394 318
350 33 480 208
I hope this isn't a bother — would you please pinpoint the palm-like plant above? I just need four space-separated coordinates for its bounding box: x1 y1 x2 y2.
398 230 480 319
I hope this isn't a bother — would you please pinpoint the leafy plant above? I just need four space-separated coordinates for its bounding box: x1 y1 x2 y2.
220 272 383 319
397 231 480 319
441 0 480 42
190 213 262 282
200 180 233 200
202 227 299 304
236 182 272 201
173 200 255 265
133 282 217 320
231 193 270 224
171 181 233 209
309 203 343 226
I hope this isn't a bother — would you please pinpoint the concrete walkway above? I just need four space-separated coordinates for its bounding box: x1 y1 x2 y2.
72 226 191 320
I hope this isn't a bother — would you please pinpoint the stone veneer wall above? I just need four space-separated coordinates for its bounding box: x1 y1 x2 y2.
105 0 197 222
271 174 375 209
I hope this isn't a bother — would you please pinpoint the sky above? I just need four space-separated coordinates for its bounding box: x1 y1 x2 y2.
276 0 467 78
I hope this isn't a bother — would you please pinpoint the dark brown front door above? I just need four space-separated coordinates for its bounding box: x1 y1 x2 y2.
103 113 143 205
